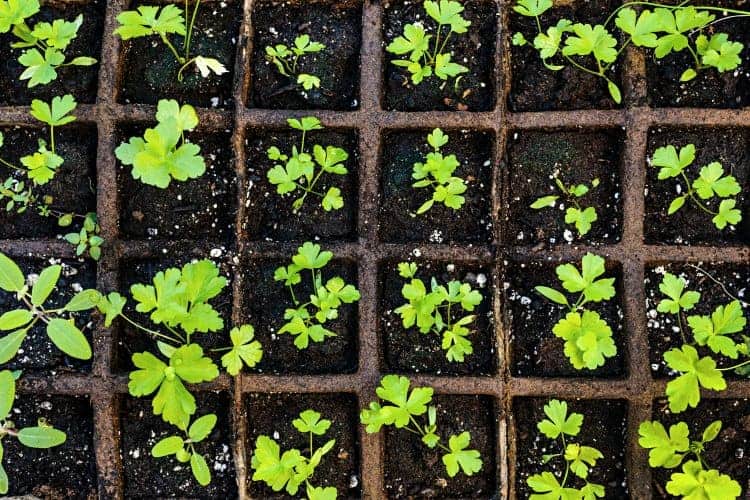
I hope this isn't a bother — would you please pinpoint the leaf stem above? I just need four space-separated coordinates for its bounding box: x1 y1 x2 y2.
185 0 202 59
120 313 183 344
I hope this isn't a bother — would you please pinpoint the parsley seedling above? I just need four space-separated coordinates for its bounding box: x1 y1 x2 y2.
267 117 349 212
151 413 217 486
251 409 338 499
534 253 618 370
531 174 600 237
395 262 482 362
361 375 483 479
0 370 67 494
265 35 326 91
411 128 468 214
0 0 97 87
114 2 227 81
526 399 605 499
274 242 360 350
386 0 471 85
115 99 206 189
650 143 742 231
639 419 741 499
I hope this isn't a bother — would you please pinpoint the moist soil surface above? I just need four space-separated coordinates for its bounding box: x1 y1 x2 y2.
0 258 96 373
384 394 496 498
650 398 750 499
512 397 629 499
383 0 497 111
0 0 104 106
0 125 98 239
508 0 622 112
645 262 750 378
113 255 234 373
378 129 493 244
117 0 241 108
3 395 97 499
116 124 237 242
378 259 496 375
645 127 750 245
244 128 359 242
239 257 358 374
245 392 361 498
504 128 623 246
120 393 237 498
504 258 627 378
250 0 362 110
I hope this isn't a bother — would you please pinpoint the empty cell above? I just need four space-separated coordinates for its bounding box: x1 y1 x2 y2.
378 128 494 244
504 128 623 246
249 0 362 110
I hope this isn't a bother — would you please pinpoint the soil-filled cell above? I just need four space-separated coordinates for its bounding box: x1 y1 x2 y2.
504 128 623 246
250 0 362 110
378 129 494 244
378 259 496 375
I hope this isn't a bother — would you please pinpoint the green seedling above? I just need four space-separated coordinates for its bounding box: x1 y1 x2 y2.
251 409 338 500
639 419 741 499
0 0 97 87
265 35 326 90
274 242 360 350
267 116 349 212
361 375 483 479
151 413 218 486
650 143 742 231
527 399 605 499
534 253 617 370
531 174 600 237
412 128 467 214
115 99 206 189
114 2 227 81
395 262 482 362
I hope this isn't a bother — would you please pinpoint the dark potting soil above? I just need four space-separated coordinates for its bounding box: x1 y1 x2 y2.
647 0 750 109
378 259 496 375
512 397 629 499
508 0 623 112
383 0 497 111
383 394 496 498
246 392 361 498
3 395 97 499
116 124 237 242
113 255 234 373
120 392 237 498
0 125 98 239
504 258 627 378
249 0 362 110
0 0 104 106
650 398 750 499
239 257 358 374
378 129 493 244
504 128 623 246
645 262 750 378
645 127 750 246
117 0 241 108
244 127 359 242
0 258 95 373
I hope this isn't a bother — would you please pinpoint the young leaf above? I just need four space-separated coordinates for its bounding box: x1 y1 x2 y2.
292 242 332 269
442 432 482 477
712 199 742 229
188 414 217 442
292 409 331 435
221 324 263 376
374 374 433 427
18 48 64 86
638 420 689 468
562 24 617 63
31 264 60 306
0 330 27 364
425 0 471 33
513 0 553 17
0 252 26 292
688 301 745 358
537 399 582 439
17 426 66 448
692 162 740 199
657 273 700 314
564 443 603 479
664 345 726 413
0 309 32 331
251 435 306 494
30 95 78 127
115 5 186 39
0 0 40 33
666 460 741 500
190 453 211 486
651 144 695 179
151 435 184 457
46 318 91 360
0 370 15 420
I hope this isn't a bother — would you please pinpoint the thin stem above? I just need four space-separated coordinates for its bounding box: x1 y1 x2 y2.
719 359 750 371
0 156 22 171
677 312 688 344
177 57 198 82
432 24 443 62
686 264 748 306
437 31 453 57
120 313 182 344
563 55 606 80
160 34 185 64
185 0 202 59
604 38 632 72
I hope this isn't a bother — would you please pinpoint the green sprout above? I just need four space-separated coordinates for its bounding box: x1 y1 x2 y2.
411 128 467 214
265 35 326 90
267 116 349 212
531 174 600 237
151 413 217 486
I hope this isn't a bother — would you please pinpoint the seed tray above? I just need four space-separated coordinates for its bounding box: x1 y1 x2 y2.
0 0 748 498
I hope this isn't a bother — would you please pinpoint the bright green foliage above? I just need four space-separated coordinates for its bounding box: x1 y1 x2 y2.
265 34 325 90
639 419 741 500
220 325 263 375
531 175 600 237
394 261 482 362
266 117 349 212
274 242 360 350
151 413 217 486
251 409 337 499
360 375 483 479
664 345 726 413
657 272 700 315
689 301 745 358
386 0 470 85
527 399 605 500
62 212 103 261
534 253 617 370
411 128 467 214
115 99 205 188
